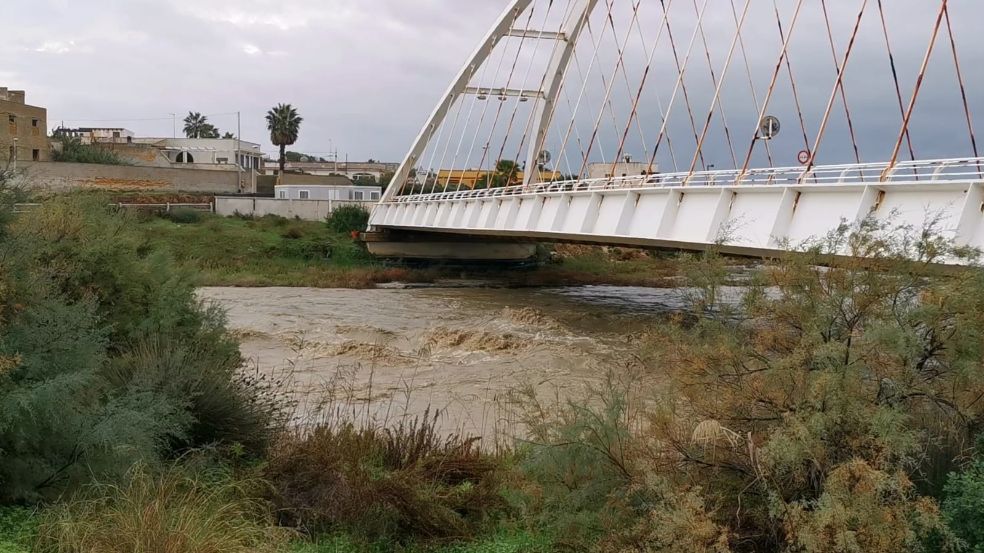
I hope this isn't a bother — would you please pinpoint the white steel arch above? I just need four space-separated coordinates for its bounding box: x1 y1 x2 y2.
372 0 984 265
383 0 601 201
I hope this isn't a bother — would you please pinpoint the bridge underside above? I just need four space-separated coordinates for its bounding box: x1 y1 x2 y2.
370 167 984 265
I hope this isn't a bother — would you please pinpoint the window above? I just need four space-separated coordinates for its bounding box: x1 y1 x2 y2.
112 131 120 137
352 191 365 201
370 191 380 200
32 119 38 127
32 149 39 161
217 157 228 164
278 190 288 199
298 190 310 200
176 152 195 164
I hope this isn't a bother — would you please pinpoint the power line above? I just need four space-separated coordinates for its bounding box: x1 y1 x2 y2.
54 111 243 124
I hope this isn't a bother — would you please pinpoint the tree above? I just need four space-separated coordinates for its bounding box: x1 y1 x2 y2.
182 112 219 139
265 104 303 176
475 159 521 189
222 132 235 139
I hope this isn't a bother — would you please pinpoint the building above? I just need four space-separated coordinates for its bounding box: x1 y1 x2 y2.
264 160 399 183
0 87 49 163
143 138 265 171
587 159 658 180
274 174 381 201
434 169 563 189
53 127 135 144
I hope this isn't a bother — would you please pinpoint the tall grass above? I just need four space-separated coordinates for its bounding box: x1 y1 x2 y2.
265 408 507 543
35 464 291 553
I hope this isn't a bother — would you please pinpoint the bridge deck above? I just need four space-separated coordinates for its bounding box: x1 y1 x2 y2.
370 158 984 264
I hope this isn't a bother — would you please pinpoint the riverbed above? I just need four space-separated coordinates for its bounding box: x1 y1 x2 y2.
200 285 701 437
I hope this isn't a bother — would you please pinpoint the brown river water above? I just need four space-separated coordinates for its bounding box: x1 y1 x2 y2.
199 285 703 437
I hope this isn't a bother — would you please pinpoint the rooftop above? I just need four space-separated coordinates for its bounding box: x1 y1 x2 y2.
0 87 28 105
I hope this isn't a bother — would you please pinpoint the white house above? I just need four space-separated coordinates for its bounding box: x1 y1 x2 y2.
275 183 381 201
54 127 135 144
133 138 265 171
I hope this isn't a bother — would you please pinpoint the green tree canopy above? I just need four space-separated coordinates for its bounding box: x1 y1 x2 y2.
182 112 219 139
265 104 303 176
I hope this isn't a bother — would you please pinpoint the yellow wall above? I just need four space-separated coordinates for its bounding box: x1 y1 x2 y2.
435 169 562 189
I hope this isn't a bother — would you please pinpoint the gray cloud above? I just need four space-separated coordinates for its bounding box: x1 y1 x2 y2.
3 0 983 169
1 0 503 160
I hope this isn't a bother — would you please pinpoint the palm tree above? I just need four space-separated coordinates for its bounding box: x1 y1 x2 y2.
265 104 303 175
182 112 216 139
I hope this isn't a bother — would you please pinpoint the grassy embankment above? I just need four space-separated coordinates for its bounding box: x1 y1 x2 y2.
135 210 682 289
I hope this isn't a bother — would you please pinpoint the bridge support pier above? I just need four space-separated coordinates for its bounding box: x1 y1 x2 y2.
361 230 537 262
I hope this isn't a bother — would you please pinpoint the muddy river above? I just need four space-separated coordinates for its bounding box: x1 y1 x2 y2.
200 285 701 437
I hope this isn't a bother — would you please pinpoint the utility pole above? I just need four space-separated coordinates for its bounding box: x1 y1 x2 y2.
169 113 176 138
236 111 243 193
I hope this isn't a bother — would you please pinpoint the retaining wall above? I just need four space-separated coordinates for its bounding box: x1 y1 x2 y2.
15 161 241 194
215 197 376 220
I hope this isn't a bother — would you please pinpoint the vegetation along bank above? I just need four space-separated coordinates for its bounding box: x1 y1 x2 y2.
4 172 984 552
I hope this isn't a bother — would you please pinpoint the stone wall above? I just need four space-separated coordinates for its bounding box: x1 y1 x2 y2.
16 161 241 194
215 197 375 221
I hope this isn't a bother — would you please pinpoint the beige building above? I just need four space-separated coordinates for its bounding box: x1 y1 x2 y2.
54 127 135 144
587 159 658 180
0 87 49 164
264 160 399 182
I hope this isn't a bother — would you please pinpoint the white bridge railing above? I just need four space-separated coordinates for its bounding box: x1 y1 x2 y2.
370 157 984 264
388 158 984 204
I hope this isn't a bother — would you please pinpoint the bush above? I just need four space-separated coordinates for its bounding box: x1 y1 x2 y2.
0 190 283 502
167 207 204 224
511 376 640 550
52 137 127 165
35 464 291 553
326 205 369 235
0 507 36 553
265 410 506 543
511 218 984 552
943 441 984 552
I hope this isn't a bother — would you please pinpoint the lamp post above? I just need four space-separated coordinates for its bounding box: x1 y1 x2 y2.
11 138 17 171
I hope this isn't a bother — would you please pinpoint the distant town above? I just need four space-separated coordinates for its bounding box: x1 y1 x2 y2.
1 85 645 221
0 85 401 217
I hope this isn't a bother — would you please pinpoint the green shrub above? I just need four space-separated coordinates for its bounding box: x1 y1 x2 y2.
167 207 204 224
0 507 36 553
511 377 637 550
0 190 283 502
326 205 369 235
943 441 984 552
52 137 127 165
35 464 291 553
265 410 506 543
261 213 289 227
282 225 305 240
104 334 289 455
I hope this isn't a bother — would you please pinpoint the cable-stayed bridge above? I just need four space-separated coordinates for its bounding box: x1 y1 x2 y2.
368 0 984 263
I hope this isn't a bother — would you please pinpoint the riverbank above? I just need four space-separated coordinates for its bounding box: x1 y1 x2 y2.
6 187 984 553
136 211 684 289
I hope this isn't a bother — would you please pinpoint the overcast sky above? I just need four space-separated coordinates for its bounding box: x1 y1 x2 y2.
1 0 506 161
3 1 983 168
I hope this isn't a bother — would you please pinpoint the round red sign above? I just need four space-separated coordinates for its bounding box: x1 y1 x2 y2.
797 150 811 165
